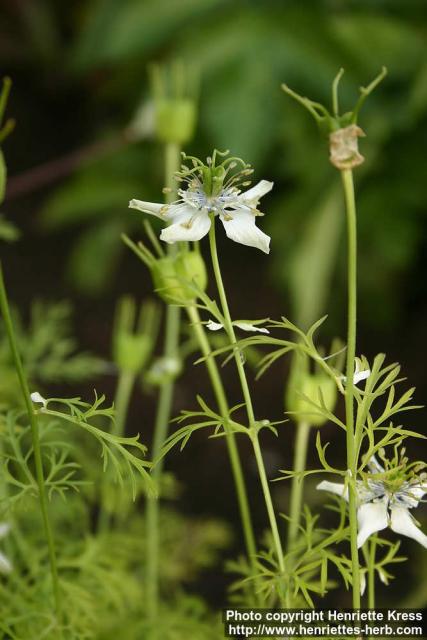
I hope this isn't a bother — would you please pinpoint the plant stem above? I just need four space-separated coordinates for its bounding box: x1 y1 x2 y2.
111 370 135 438
287 420 311 550
368 539 376 609
146 141 181 621
341 168 361 607
0 263 61 616
186 305 258 578
207 219 285 575
98 369 135 531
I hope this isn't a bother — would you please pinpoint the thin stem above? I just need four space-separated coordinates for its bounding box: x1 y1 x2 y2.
186 305 258 581
146 141 181 621
368 539 376 609
341 168 361 607
111 370 135 438
287 420 311 550
98 369 135 532
207 219 285 575
0 263 61 616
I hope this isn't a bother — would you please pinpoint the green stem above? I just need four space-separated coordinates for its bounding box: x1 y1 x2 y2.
186 305 258 580
287 420 311 550
111 370 135 438
98 369 135 532
207 219 285 575
0 263 61 616
146 141 181 621
341 168 361 607
367 539 376 609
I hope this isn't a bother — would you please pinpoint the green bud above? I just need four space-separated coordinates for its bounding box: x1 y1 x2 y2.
151 250 207 303
113 297 159 374
286 353 337 427
155 99 196 145
150 61 198 145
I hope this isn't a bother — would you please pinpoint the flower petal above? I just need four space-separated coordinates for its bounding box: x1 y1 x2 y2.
367 455 385 474
206 320 223 331
238 180 274 207
234 322 270 334
0 523 10 539
390 506 427 548
0 551 12 574
220 209 270 254
31 392 47 409
160 210 211 244
129 199 165 219
317 481 348 501
206 320 270 334
357 500 388 548
354 369 371 385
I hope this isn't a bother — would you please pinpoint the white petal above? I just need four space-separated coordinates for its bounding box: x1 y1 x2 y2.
317 480 349 501
367 455 385 474
220 209 270 254
160 211 211 244
129 199 165 219
0 523 10 539
30 392 47 409
238 180 274 206
390 506 427 548
206 320 224 331
234 322 270 334
357 500 388 548
378 569 388 585
354 369 371 385
0 551 12 574
405 482 427 504
206 320 269 334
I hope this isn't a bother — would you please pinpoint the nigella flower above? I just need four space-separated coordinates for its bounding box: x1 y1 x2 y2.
129 150 273 254
0 523 12 574
317 454 427 548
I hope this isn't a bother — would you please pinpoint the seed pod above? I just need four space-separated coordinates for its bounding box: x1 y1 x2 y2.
286 354 337 427
151 251 207 303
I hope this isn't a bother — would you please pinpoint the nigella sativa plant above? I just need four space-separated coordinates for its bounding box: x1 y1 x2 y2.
129 149 273 253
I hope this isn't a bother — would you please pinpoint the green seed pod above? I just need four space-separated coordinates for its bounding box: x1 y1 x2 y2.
286 353 337 427
155 99 197 145
112 298 159 374
151 251 207 303
114 333 152 374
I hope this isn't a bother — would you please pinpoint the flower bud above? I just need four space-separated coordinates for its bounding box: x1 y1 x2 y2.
150 62 197 145
151 250 207 304
155 99 196 145
286 353 337 427
112 298 159 374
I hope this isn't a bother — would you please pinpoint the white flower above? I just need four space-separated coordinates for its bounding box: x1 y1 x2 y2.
30 391 47 409
0 523 12 574
129 152 273 253
206 320 270 334
317 456 427 549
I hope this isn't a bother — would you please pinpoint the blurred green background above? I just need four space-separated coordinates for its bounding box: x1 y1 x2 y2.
1 0 427 606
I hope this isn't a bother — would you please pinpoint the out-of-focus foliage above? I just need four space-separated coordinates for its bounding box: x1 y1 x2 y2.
1 0 426 329
0 301 106 407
